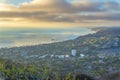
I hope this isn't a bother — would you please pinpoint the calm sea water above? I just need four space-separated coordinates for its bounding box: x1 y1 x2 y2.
0 27 95 48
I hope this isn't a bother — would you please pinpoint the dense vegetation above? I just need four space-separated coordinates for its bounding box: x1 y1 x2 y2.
0 58 72 80
0 58 96 80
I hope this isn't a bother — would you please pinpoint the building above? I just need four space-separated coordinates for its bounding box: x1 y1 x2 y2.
80 54 85 58
71 49 77 56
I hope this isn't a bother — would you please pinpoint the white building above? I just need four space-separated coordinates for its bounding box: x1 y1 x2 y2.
80 54 85 58
65 55 70 58
39 54 48 59
71 49 77 56
50 54 54 58
55 55 65 59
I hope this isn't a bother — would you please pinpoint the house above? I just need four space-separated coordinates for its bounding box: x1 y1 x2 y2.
80 54 85 58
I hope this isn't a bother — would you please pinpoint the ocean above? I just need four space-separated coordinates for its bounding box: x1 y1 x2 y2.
0 27 95 48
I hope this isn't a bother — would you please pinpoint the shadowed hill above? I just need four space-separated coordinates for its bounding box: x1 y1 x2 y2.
99 71 120 80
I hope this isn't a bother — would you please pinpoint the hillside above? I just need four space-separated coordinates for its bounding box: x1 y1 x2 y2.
0 27 120 78
0 27 120 59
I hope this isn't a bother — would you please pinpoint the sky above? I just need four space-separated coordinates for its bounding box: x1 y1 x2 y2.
0 0 120 28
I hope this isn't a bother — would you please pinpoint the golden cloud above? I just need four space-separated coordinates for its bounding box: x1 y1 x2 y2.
0 0 120 27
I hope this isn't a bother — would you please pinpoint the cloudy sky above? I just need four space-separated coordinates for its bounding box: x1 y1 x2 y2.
0 0 120 28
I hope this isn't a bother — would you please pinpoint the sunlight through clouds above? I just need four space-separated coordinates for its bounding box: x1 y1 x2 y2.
0 0 120 28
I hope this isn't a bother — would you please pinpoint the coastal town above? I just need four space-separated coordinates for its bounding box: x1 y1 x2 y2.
0 28 120 79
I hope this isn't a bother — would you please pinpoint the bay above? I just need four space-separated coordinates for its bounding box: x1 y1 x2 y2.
0 27 95 48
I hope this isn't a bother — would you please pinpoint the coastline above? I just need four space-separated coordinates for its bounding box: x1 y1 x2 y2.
0 27 95 49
